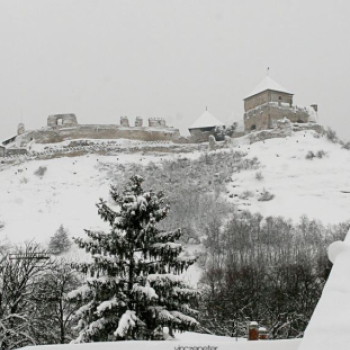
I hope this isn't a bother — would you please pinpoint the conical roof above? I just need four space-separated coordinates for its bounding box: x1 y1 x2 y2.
189 110 224 129
244 76 293 100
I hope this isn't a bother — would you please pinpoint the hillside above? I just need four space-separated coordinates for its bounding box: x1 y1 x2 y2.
0 130 349 247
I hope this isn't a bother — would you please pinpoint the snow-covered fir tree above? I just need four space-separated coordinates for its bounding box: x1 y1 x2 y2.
49 225 72 255
68 175 198 342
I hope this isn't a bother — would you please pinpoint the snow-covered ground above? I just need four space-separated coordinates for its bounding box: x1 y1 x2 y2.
2 132 350 349
22 333 301 350
227 131 350 224
1 131 350 245
0 152 176 244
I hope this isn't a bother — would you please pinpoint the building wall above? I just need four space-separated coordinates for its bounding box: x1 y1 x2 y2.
244 103 310 131
244 91 293 112
5 148 27 157
17 124 181 145
47 114 78 128
0 147 5 157
189 127 216 143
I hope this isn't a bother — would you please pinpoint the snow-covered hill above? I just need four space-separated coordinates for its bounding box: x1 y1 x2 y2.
228 131 350 224
0 130 349 247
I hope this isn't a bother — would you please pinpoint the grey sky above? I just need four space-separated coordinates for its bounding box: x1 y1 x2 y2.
1 0 349 140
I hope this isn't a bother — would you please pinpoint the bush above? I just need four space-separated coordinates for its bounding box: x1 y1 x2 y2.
342 141 350 150
325 127 338 143
258 189 274 201
316 150 326 158
34 166 47 177
20 177 29 184
239 190 254 200
48 225 72 255
305 151 315 160
214 125 226 141
255 171 264 181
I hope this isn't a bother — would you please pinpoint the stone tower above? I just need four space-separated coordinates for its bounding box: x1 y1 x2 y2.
243 76 310 132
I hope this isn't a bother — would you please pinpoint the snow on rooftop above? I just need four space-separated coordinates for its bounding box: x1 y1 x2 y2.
244 76 293 100
189 110 225 129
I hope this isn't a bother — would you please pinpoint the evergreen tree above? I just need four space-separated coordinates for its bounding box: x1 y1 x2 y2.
68 175 198 342
49 225 72 255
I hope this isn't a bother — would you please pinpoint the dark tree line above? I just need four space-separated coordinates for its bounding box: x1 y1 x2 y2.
0 242 80 350
199 212 349 339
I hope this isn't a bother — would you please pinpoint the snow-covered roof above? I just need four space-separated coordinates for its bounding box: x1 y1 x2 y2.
189 111 225 130
244 76 293 100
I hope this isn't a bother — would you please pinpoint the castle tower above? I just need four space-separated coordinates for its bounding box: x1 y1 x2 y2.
243 76 310 132
120 116 129 127
135 116 143 127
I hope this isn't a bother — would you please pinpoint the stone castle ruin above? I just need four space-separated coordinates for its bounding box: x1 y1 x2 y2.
1 74 323 155
47 113 78 128
4 114 181 148
243 76 318 132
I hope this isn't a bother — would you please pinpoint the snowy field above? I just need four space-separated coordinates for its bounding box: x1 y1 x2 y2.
227 131 350 224
1 132 350 349
22 334 301 350
1 131 349 246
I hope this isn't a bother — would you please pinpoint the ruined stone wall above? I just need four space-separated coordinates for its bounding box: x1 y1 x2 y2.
244 91 293 111
148 118 167 128
5 148 28 157
244 103 310 131
47 114 78 128
292 122 324 134
17 124 181 145
120 116 130 127
135 117 143 127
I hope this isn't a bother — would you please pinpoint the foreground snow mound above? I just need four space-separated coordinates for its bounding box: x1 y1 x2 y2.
22 337 301 350
298 228 350 350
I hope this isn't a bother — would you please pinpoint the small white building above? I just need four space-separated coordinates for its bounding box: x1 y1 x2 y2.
188 110 225 142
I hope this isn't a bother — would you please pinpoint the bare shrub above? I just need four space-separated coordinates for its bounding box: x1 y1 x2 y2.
316 150 326 158
258 189 274 201
255 171 264 181
342 141 350 150
34 166 47 177
20 176 29 184
239 190 254 200
305 151 315 160
325 127 338 143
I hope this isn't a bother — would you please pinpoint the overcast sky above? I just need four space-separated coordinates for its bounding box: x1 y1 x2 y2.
1 0 349 140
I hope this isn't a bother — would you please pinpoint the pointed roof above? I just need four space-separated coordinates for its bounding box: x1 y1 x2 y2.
244 76 293 100
189 110 225 129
